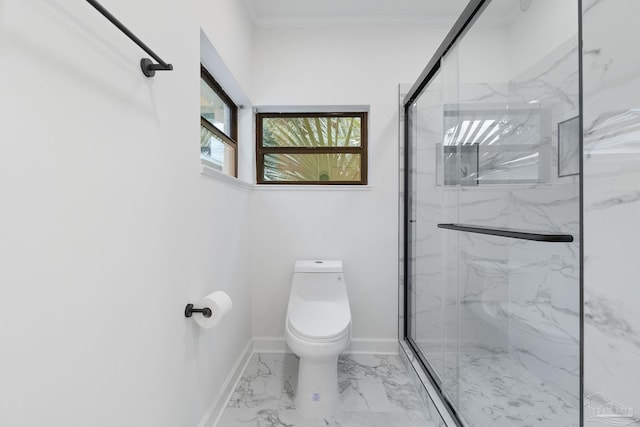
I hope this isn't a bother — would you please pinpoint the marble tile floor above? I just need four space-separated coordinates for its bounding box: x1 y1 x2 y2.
216 353 442 427
418 346 579 427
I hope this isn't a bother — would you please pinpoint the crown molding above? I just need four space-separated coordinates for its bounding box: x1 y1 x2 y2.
251 15 457 29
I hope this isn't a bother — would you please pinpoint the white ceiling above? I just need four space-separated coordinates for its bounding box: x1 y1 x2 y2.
243 0 471 26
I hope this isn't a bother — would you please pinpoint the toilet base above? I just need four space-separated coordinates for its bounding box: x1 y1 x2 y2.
295 356 340 419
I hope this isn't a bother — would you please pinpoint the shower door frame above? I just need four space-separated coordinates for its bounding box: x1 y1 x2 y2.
400 0 584 425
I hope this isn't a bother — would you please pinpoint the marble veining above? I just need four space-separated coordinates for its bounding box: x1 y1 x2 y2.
583 0 640 425
217 353 441 427
426 346 578 427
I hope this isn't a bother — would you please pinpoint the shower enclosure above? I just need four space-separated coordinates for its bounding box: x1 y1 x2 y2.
402 0 581 426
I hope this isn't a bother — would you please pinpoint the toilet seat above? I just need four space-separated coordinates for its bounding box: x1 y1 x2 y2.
288 301 350 342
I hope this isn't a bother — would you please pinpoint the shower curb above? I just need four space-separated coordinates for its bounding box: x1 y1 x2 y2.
398 340 459 427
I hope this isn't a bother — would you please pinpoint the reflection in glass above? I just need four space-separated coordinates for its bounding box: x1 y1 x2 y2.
558 116 580 177
200 78 232 136
444 109 542 183
201 126 235 176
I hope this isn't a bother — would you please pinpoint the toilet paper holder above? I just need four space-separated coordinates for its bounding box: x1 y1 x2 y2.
184 304 212 318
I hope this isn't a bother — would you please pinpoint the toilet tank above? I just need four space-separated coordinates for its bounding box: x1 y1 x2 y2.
291 260 348 302
294 260 343 273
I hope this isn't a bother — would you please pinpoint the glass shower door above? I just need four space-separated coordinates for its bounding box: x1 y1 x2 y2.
407 68 447 384
406 0 581 426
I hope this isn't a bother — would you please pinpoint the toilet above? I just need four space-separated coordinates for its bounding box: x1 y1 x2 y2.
285 260 352 419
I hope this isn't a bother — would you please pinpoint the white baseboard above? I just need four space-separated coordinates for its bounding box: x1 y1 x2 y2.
252 336 399 355
198 339 253 427
346 338 399 354
252 336 289 353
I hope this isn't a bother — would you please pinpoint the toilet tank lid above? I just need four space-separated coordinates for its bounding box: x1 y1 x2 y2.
294 260 343 273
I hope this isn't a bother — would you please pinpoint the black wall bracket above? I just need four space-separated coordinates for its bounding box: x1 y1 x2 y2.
184 304 212 318
140 58 173 78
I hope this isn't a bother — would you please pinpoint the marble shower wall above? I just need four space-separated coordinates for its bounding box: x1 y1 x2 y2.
583 0 640 425
452 34 581 408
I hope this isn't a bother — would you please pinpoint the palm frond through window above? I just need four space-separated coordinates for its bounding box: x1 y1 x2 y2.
257 113 367 185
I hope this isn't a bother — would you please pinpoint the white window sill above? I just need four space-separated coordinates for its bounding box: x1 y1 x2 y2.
201 166 372 191
253 184 372 191
200 166 253 189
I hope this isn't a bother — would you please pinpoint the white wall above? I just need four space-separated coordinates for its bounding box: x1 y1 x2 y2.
0 1 455 424
199 0 253 99
199 0 255 184
0 1 254 426
250 25 448 347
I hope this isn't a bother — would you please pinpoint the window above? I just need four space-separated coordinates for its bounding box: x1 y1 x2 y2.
256 112 368 185
200 65 237 177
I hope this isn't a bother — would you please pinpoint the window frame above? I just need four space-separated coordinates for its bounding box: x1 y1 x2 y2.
255 111 368 185
200 65 238 177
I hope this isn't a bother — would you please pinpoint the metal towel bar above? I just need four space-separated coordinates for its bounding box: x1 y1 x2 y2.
437 223 574 242
86 0 173 77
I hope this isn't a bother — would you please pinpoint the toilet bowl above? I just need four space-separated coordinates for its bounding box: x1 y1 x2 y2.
285 260 351 419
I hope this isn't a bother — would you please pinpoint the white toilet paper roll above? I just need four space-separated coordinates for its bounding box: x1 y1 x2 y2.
193 291 233 329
